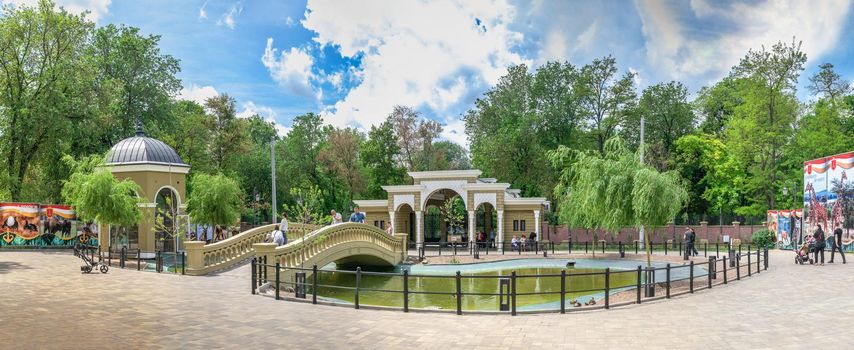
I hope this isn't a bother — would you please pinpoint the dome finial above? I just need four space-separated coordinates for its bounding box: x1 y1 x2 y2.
135 120 145 137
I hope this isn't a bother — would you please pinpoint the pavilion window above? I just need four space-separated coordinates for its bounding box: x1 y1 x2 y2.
520 220 526 232
513 220 519 231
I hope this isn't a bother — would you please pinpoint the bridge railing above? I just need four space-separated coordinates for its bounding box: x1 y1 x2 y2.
253 223 407 281
185 222 320 275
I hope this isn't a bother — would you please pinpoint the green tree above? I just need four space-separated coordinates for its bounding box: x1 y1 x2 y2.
624 81 695 156
672 134 745 219
576 56 636 154
319 128 365 203
431 141 471 170
282 185 330 226
808 63 851 102
186 173 243 229
694 77 743 136
88 23 181 145
727 38 806 212
387 105 443 171
0 0 93 200
361 121 407 198
61 155 142 227
204 93 248 172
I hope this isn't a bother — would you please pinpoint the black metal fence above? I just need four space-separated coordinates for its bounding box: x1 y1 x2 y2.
409 241 759 260
98 247 186 274
251 248 770 315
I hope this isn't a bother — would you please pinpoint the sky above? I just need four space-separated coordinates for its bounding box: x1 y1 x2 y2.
4 0 854 146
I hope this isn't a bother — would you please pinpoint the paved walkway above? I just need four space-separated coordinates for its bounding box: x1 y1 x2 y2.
0 250 851 349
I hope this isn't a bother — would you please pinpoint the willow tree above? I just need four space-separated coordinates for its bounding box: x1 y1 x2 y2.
186 173 243 234
61 156 142 234
549 137 687 264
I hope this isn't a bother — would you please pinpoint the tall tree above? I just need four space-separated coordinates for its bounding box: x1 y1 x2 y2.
186 173 243 229
728 38 806 211
625 81 695 155
576 56 636 153
88 24 181 146
431 141 470 170
319 128 365 203
204 93 247 172
361 121 406 198
61 155 142 228
387 105 442 171
0 0 93 200
694 77 743 136
808 63 851 101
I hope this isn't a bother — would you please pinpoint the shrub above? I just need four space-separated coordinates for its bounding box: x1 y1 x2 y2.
751 229 776 249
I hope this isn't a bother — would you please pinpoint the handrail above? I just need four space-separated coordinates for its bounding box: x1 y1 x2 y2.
185 222 321 275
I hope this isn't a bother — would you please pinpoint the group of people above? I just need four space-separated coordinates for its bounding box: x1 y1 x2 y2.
474 230 497 247
510 232 538 251
187 224 227 244
808 222 846 266
265 206 372 246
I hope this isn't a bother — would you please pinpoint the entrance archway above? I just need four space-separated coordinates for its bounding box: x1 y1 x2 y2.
154 187 179 252
476 202 496 244
394 203 415 243
422 188 467 243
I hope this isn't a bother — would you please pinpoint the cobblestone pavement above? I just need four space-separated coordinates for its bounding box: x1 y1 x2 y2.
1 250 851 350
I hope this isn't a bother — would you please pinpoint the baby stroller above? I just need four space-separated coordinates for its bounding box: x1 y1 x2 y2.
795 236 814 265
74 243 109 274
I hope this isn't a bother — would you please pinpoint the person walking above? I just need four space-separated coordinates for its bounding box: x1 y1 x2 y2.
829 222 846 264
683 227 693 259
349 206 365 223
330 210 343 225
279 213 289 246
813 225 826 266
689 227 699 256
272 229 285 246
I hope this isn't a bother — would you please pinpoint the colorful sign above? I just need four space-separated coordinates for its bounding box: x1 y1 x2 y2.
0 202 98 247
803 151 853 251
767 209 802 248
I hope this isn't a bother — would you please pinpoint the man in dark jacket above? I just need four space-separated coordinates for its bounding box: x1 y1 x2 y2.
829 222 846 264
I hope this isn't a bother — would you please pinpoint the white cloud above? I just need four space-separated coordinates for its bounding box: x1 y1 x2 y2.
217 4 242 29
440 117 469 149
301 0 528 129
199 1 208 19
539 29 567 63
286 16 295 26
629 67 642 87
262 38 320 99
635 0 852 83
326 71 343 90
237 101 290 136
178 83 219 105
1 0 112 22
574 20 598 54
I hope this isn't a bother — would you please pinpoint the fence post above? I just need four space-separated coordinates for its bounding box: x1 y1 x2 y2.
716 243 719 257
560 270 566 314
511 271 517 316
403 269 409 313
722 256 728 284
707 257 713 289
274 262 280 301
764 248 769 270
120 247 126 268
585 241 588 254
251 257 257 295
689 261 694 293
736 255 741 280
604 268 610 309
569 239 572 254
601 241 605 254
181 251 186 275
455 271 462 315
635 240 639 255
665 264 671 299
748 253 752 277
665 242 668 256
137 250 141 271
312 265 318 305
636 266 642 304
355 267 361 309
756 250 761 273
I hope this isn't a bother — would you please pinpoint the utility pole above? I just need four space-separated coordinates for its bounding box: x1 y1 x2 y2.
271 138 277 223
639 117 645 247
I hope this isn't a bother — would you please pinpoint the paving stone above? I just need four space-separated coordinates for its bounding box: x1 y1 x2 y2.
0 250 850 349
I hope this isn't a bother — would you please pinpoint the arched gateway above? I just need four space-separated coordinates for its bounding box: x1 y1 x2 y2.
354 170 548 252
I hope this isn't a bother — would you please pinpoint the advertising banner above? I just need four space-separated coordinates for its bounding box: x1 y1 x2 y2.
804 151 853 251
1 203 41 245
0 202 98 248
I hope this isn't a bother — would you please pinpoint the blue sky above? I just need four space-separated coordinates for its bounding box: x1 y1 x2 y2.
5 0 854 145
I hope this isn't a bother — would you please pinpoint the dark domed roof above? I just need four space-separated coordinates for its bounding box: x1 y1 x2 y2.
105 126 187 166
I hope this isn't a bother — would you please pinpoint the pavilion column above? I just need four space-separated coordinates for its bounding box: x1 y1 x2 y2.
534 210 541 242
388 211 395 234
468 210 476 243
415 210 424 248
497 210 504 252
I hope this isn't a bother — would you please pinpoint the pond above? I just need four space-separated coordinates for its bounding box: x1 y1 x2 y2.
311 258 674 311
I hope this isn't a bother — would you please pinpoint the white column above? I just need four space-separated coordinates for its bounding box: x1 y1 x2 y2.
534 210 541 242
415 211 423 248
388 211 395 234
497 210 504 252
468 210 476 243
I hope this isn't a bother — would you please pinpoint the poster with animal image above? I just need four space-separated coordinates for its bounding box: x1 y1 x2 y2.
804 151 853 251
1 203 41 245
41 205 77 246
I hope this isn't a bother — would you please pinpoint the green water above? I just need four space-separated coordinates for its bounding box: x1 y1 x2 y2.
311 266 637 311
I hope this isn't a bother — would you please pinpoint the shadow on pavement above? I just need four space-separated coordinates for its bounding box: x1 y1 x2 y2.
0 261 32 274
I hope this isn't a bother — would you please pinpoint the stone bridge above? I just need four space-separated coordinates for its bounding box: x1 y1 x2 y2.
184 222 320 275
253 222 408 281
